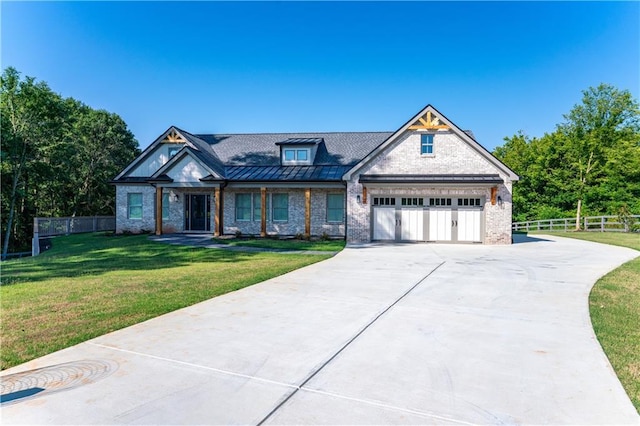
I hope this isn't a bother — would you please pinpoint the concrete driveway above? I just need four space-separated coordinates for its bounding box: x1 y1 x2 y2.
2 234 639 425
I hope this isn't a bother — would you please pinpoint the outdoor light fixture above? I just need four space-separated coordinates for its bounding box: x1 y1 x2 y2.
172 192 179 202
497 196 503 206
357 195 361 203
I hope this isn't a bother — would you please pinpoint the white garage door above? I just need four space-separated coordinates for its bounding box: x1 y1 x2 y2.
429 209 452 241
458 209 482 242
373 208 396 240
401 209 424 241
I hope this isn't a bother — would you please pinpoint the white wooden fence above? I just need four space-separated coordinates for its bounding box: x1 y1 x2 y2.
32 216 115 256
512 215 640 233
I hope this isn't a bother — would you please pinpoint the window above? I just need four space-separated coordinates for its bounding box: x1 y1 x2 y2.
162 193 170 219
235 194 252 221
373 197 396 206
401 197 424 206
428 198 452 206
168 146 180 158
421 134 434 155
272 193 289 222
282 148 311 164
252 193 271 222
128 193 143 219
457 198 482 206
327 194 345 223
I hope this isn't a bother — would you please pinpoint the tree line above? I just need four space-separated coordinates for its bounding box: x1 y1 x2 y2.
493 84 640 225
1 67 140 256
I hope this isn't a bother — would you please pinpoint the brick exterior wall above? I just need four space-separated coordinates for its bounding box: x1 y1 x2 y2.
223 188 346 237
116 186 213 234
116 185 157 233
346 130 513 244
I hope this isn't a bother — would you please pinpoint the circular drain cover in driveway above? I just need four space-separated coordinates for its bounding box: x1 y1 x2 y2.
1 359 118 405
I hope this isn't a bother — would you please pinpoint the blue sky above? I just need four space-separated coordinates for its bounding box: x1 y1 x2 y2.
2 1 638 151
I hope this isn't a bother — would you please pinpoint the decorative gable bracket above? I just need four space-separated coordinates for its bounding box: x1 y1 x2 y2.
408 111 450 131
162 129 188 143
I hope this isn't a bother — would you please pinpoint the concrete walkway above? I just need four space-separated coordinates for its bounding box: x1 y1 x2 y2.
2 235 639 424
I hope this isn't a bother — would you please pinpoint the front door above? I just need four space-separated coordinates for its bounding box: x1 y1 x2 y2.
185 194 211 231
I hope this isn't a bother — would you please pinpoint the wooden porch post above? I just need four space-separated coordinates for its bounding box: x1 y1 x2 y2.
305 188 311 237
260 187 267 237
214 187 222 236
155 186 163 236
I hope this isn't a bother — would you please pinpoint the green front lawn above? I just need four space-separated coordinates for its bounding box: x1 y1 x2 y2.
212 236 346 252
535 231 640 412
0 233 330 370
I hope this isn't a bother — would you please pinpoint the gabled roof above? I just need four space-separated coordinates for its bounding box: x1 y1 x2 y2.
150 146 224 181
342 105 519 181
114 126 195 180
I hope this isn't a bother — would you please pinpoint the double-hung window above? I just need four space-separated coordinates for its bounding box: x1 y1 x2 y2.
421 134 434 155
272 193 289 222
128 193 143 219
327 194 345 223
235 194 252 221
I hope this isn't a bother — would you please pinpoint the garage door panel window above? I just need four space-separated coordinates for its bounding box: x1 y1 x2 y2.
428 198 452 206
373 197 396 206
458 198 482 206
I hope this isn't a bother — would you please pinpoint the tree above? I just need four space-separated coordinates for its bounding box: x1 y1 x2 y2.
1 67 140 255
558 84 640 229
1 67 63 257
494 84 640 225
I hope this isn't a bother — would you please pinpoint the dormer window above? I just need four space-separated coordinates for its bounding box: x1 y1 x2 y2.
277 137 323 165
282 148 310 164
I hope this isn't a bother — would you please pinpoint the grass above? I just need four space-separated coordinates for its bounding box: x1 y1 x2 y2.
533 231 640 412
212 236 346 252
0 232 331 370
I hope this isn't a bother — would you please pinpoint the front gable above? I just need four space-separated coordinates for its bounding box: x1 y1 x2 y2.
343 105 518 182
115 127 191 179
151 148 223 183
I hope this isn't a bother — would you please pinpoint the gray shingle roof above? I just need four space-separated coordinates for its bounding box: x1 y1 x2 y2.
195 132 392 166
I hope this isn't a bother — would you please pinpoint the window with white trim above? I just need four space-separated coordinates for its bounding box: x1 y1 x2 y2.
421 134 434 155
327 193 345 223
282 148 311 165
128 193 143 219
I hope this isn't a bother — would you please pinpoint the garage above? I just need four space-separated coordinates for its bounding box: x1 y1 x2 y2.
371 196 484 243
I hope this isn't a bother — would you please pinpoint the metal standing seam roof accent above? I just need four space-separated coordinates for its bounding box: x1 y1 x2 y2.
358 174 504 184
225 165 352 182
275 137 324 145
